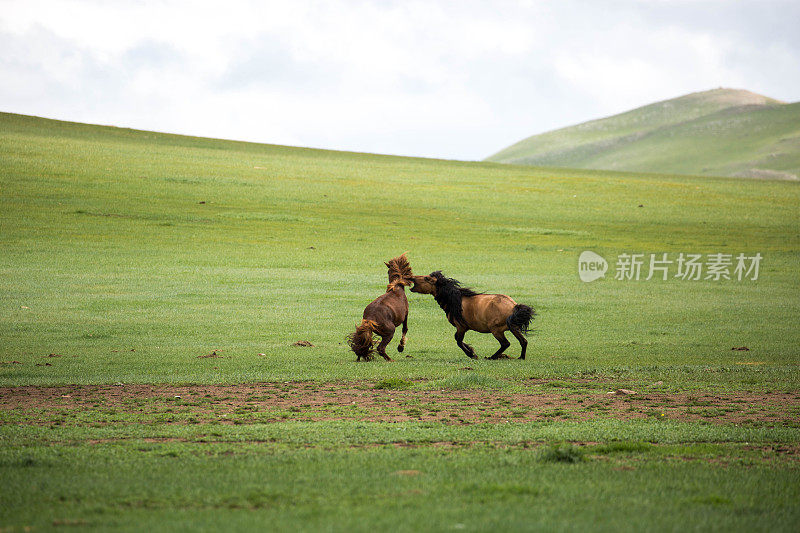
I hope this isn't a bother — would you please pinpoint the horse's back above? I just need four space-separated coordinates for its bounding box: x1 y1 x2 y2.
364 286 408 327
463 293 516 332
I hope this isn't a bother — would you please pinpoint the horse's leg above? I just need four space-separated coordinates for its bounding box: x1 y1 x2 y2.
397 317 408 353
509 327 528 360
488 329 511 359
376 327 395 361
455 328 477 359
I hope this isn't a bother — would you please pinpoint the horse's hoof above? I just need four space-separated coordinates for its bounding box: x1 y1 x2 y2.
397 345 404 353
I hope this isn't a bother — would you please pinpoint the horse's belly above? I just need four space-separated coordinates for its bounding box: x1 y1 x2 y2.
470 323 493 333
465 294 514 332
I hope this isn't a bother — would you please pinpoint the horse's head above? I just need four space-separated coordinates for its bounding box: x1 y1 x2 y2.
410 271 443 294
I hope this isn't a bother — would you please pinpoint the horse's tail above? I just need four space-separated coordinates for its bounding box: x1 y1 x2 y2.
507 304 535 335
348 319 379 360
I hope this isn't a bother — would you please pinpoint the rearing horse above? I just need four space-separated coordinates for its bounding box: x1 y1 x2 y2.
411 271 534 360
347 254 414 361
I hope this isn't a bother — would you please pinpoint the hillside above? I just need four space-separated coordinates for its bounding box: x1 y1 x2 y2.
486 89 800 180
1 109 799 384
2 111 800 531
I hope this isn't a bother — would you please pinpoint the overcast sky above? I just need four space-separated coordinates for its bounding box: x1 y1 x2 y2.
2 0 798 160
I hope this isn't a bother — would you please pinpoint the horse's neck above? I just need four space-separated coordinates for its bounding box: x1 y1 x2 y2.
386 282 406 293
435 289 465 312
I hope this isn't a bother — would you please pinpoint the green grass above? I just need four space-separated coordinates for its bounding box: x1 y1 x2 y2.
487 88 800 180
1 111 798 388
373 378 413 390
1 110 799 531
2 422 799 532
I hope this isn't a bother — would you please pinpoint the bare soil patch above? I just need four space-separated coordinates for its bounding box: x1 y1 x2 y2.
1 381 799 427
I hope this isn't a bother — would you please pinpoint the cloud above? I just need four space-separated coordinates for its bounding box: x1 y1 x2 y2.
1 0 798 159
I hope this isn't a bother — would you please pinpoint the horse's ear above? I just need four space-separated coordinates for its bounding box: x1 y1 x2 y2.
384 261 391 268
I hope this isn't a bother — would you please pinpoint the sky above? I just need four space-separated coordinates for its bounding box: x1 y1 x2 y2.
2 0 799 160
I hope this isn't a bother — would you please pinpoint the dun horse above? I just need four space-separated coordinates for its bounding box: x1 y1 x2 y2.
347 254 414 361
411 271 534 360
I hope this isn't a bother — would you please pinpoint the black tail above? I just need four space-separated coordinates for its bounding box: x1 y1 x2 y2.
507 304 535 335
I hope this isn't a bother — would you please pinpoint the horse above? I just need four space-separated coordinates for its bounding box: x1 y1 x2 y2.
347 254 414 361
410 271 534 360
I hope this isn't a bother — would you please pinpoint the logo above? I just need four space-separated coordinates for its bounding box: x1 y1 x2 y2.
578 251 608 282
577 251 762 282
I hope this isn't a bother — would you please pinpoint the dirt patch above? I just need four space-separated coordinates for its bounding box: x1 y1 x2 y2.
1 381 799 427
291 341 315 347
741 443 800 456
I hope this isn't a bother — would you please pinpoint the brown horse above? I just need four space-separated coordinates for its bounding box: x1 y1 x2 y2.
411 271 534 360
347 254 414 361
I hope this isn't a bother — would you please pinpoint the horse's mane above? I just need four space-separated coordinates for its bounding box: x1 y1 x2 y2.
385 253 413 290
431 271 482 327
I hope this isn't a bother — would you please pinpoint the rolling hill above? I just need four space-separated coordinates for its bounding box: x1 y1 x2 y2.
487 88 800 180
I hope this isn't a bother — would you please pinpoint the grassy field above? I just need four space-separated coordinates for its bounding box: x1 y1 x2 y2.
487 88 800 180
3 421 799 532
1 111 799 531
